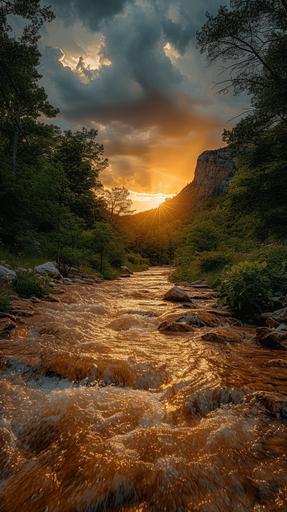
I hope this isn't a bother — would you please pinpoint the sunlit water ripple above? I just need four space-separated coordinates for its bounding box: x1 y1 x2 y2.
0 268 286 511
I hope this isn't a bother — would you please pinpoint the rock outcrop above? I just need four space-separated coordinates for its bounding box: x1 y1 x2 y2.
34 262 62 279
177 148 236 208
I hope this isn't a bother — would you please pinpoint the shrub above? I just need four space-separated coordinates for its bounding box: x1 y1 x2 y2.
0 293 11 313
219 261 273 317
125 252 149 272
200 252 233 273
14 272 50 298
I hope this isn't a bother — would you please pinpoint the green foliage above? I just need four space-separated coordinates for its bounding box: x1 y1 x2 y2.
125 252 149 272
14 272 50 298
200 252 233 273
219 256 287 317
0 293 11 313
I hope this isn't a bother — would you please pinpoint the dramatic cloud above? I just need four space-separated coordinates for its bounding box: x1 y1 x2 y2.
40 0 246 202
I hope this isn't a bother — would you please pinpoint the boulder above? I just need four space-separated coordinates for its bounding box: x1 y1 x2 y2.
252 391 287 419
158 320 194 333
121 266 133 275
34 262 61 279
0 265 16 281
261 307 287 327
201 328 245 344
178 310 229 328
0 318 16 336
164 286 192 303
256 327 287 350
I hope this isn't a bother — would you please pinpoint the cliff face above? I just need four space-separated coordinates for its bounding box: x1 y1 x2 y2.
192 148 236 199
124 147 236 226
177 148 236 206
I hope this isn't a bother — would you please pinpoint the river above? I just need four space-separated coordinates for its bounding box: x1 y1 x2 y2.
0 267 286 511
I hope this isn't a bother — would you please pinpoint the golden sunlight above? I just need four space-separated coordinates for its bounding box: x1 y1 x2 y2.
129 191 174 212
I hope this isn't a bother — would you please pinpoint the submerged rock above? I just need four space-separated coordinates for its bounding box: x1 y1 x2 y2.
252 391 287 419
0 318 16 336
164 286 192 303
263 359 287 368
201 328 245 344
256 327 287 350
158 320 194 333
0 265 16 281
34 262 62 279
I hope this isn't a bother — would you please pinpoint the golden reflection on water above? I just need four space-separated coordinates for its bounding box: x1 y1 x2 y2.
0 268 287 511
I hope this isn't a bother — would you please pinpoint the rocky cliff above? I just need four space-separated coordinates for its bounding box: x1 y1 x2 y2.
124 147 236 226
177 148 236 207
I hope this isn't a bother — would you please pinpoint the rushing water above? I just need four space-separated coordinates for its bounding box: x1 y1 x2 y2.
0 267 287 511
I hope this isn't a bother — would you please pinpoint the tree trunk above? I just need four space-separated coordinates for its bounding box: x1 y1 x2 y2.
12 122 19 174
100 250 104 273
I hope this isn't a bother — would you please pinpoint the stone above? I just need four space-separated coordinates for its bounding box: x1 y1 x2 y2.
263 359 287 368
11 308 34 318
121 266 133 275
164 286 192 303
0 265 16 281
261 307 287 326
158 320 194 333
0 318 16 336
34 262 62 279
256 327 287 350
177 310 229 328
253 391 287 419
30 297 41 304
45 294 60 303
201 328 245 344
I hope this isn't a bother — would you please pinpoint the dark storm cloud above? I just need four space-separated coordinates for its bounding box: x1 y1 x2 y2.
40 0 244 193
48 0 129 30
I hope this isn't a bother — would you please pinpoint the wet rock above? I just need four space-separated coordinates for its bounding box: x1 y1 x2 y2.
63 277 73 285
263 359 287 368
261 307 287 327
121 266 133 275
158 320 194 333
187 387 244 417
0 318 16 336
164 286 192 303
34 261 62 279
201 328 245 344
0 265 16 281
253 391 287 419
190 280 209 287
45 294 60 303
256 327 287 350
11 308 34 318
180 310 229 328
30 296 41 304
0 312 17 322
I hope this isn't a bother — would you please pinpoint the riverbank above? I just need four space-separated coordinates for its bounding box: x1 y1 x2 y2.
0 268 287 511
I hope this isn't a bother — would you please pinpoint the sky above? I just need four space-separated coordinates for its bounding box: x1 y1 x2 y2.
39 0 247 211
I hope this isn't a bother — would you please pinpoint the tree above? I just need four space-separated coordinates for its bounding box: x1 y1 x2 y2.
0 0 57 173
54 129 108 225
99 187 134 216
197 0 287 136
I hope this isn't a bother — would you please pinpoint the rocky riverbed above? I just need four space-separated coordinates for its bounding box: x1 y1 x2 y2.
0 267 286 511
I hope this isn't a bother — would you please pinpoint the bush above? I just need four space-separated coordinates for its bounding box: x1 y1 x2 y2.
219 261 274 317
0 293 11 313
14 272 50 298
125 252 149 272
200 252 233 273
